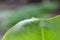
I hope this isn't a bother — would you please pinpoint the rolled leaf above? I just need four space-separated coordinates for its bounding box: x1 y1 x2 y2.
2 15 60 40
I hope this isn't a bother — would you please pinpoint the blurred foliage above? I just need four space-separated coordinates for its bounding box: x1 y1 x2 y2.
1 2 58 29
2 15 60 40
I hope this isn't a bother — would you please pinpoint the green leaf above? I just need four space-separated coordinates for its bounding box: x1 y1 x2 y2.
2 15 60 40
2 2 58 28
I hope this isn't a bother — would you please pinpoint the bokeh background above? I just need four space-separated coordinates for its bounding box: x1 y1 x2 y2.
0 0 60 40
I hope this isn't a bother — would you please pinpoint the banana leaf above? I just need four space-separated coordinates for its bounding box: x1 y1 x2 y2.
2 15 60 40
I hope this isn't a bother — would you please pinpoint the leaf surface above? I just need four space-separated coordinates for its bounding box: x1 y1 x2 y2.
2 15 60 40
